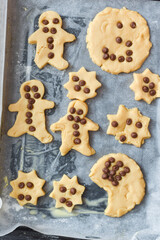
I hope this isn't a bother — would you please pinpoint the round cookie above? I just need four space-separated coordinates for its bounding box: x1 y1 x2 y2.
89 153 145 217
86 7 152 74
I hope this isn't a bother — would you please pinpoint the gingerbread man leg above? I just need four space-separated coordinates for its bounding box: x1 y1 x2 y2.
33 124 53 143
34 47 49 69
48 45 69 70
7 117 27 137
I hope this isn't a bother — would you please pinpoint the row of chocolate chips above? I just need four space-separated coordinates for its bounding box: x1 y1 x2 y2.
102 157 130 186
59 186 77 207
18 194 32 201
18 182 34 189
72 76 90 94
117 21 136 29
142 76 156 96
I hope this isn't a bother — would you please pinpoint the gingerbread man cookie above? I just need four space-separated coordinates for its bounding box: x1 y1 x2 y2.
28 11 76 70
107 105 151 147
64 67 102 101
50 100 99 156
89 154 145 217
86 7 152 74
50 174 85 212
10 170 45 206
130 68 160 104
8 80 54 143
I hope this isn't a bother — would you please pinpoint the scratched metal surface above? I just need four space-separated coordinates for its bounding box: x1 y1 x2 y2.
0 0 160 239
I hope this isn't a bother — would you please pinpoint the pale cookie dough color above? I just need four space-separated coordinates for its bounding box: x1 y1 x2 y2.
10 170 45 206
86 7 152 74
89 153 145 217
28 11 76 70
50 100 99 156
130 68 160 104
107 105 151 147
64 67 102 101
50 174 85 212
8 80 55 143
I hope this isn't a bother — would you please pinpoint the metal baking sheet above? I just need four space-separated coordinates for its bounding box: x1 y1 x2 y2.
1 0 160 239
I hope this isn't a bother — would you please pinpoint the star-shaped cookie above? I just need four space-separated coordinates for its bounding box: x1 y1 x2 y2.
64 67 101 101
10 170 45 206
49 174 85 212
130 68 160 104
107 105 151 147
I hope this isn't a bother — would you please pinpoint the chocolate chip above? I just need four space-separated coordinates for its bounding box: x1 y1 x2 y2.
111 121 118 127
126 41 132 47
80 119 86 125
67 115 74 121
73 131 80 137
112 180 119 186
120 135 126 142
142 86 149 92
110 170 116 176
70 107 76 114
25 195 32 201
25 119 32 124
74 85 81 91
59 186 67 192
28 98 35 104
126 118 132 125
34 93 41 99
105 161 111 168
103 53 109 60
126 50 133 56
26 112 32 118
48 52 54 58
117 22 123 28
27 182 34 188
42 19 49 25
116 37 122 43
60 197 66 203
108 157 115 163
18 194 24 200
102 47 109 53
124 167 130 173
116 161 123 167
72 123 79 129
102 167 110 173
115 175 122 181
47 37 54 43
27 103 33 110
149 89 156 96
29 126 36 132
72 76 79 82
53 18 59 24
32 86 38 92
84 88 90 93
143 77 149 83
48 43 54 49
119 171 126 176
110 54 116 61
79 80 86 86
74 138 81 144
126 57 133 62
77 109 83 115
102 173 108 179
112 165 119 171
18 182 25 188
136 122 142 128
66 201 73 207
50 28 57 34
25 93 30 99
130 22 136 28
24 85 30 92
149 82 155 89
74 116 81 122
108 175 114 182
118 56 125 62
43 27 49 33
131 132 138 138
70 188 76 195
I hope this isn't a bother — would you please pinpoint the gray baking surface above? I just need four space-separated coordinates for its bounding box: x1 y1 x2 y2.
0 0 160 239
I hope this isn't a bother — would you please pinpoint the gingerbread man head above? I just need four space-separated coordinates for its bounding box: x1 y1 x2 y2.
39 11 62 29
20 80 45 100
67 100 88 118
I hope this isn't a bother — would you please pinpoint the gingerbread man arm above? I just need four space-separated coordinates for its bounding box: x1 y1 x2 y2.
60 29 76 43
40 100 55 110
8 99 22 112
86 118 99 131
50 118 66 132
28 29 41 44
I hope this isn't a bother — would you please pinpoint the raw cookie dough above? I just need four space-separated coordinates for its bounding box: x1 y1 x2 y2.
107 105 151 147
10 170 45 206
89 153 145 217
50 100 99 156
130 68 160 104
86 7 152 74
28 11 76 70
50 174 85 212
8 80 54 143
64 67 102 101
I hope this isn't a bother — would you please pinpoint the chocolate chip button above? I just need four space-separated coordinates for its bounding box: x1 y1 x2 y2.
70 188 76 195
111 121 118 127
50 28 57 34
32 86 38 92
42 19 49 25
110 170 116 176
117 22 123 28
149 82 155 89
102 167 110 173
79 80 86 86
25 93 30 99
102 47 109 53
105 161 111 168
142 86 149 92
26 112 32 118
74 85 81 91
59 186 67 192
27 182 34 188
126 40 132 47
34 93 41 99
126 50 133 56
120 135 126 142
48 43 54 49
60 197 66 203
18 182 25 188
27 103 33 110
103 53 109 60
119 171 126 176
18 194 24 200
67 115 74 121
70 107 76 114
28 98 35 104
112 165 119 171
108 175 114 182
77 109 83 115
130 22 136 28
66 201 73 207
124 167 130 173
84 88 90 93
102 173 108 179
126 57 133 62
118 56 125 62
126 118 132 125
116 161 123 167
53 18 59 24
43 27 49 33
74 116 81 122
110 54 116 61
47 37 54 43
131 132 138 138
72 76 79 82
73 131 80 137
116 37 122 43
29 126 36 132
74 138 81 144
143 77 149 83
72 123 79 129
25 119 32 124
25 195 32 201
80 119 86 125
136 122 142 128
108 157 115 163
115 175 122 181
112 180 119 186
24 85 30 92
48 52 54 58
149 89 156 96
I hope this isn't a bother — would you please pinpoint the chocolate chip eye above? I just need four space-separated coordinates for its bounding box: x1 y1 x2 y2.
102 47 109 53
143 77 150 83
130 22 136 28
53 18 59 24
42 19 49 25
70 107 76 114
117 22 123 28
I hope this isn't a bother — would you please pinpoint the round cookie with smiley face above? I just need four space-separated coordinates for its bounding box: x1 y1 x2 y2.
86 7 152 74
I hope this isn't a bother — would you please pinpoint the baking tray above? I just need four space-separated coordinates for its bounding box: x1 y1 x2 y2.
1 0 160 239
